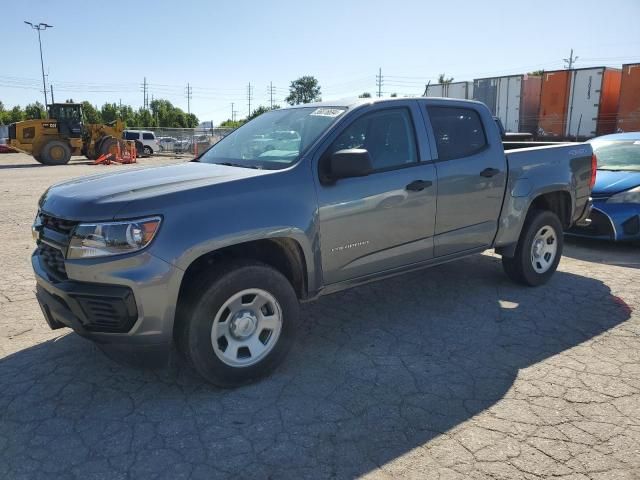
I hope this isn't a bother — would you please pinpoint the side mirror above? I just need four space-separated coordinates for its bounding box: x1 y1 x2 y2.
329 148 373 179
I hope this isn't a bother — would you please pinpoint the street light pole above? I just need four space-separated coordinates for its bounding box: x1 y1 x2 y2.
24 21 53 106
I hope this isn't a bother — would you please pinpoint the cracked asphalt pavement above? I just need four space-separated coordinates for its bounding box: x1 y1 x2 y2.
1 153 639 479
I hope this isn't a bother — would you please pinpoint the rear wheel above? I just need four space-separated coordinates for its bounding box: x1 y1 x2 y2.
176 260 300 387
502 209 563 286
39 140 71 165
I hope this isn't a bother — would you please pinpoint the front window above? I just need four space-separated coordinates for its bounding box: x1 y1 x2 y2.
590 139 640 171
198 107 346 170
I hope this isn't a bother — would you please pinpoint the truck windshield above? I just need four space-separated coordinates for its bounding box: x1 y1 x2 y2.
198 107 346 170
591 140 640 171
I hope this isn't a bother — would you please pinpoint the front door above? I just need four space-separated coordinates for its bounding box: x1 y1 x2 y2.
316 106 437 285
426 105 507 257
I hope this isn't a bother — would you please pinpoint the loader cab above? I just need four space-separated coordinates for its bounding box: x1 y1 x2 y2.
47 103 83 138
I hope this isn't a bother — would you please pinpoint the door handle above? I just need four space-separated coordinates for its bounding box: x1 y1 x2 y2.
406 180 432 191
480 168 500 178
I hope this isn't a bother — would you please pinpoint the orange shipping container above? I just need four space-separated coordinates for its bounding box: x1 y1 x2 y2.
538 70 571 137
539 67 621 139
617 63 640 132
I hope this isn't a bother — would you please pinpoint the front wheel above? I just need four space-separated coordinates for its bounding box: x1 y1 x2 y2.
39 140 71 165
176 260 300 387
502 209 563 286
143 146 153 156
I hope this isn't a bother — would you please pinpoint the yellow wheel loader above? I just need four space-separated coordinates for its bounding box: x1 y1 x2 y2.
8 103 138 165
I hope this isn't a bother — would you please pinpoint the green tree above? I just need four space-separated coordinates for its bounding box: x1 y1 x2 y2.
24 102 46 120
7 106 24 123
285 76 321 105
82 101 102 124
100 103 119 123
219 119 245 128
245 105 280 122
390 93 398 98
358 92 372 98
185 113 199 128
528 70 544 76
438 73 454 84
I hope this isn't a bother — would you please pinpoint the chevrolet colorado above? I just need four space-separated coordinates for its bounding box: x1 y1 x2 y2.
32 98 594 386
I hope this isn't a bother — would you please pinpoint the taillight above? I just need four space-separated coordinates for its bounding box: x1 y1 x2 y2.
589 153 597 190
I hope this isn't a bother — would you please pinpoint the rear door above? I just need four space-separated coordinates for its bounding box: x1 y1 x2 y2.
424 104 507 257
566 68 604 138
316 102 437 284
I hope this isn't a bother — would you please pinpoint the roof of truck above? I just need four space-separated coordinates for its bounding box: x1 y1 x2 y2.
285 96 485 110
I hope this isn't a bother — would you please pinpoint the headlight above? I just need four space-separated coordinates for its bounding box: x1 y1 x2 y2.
67 216 161 259
606 186 640 204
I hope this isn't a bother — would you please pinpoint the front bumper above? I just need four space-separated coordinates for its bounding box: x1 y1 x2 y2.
32 248 183 365
567 200 640 241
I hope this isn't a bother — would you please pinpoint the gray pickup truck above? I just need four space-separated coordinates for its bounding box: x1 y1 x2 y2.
32 98 594 386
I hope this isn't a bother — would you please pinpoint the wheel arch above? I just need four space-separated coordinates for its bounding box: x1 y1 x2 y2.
496 189 572 258
173 237 309 341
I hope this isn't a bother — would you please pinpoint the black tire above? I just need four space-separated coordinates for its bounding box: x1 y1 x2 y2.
99 136 117 156
143 146 153 156
502 209 564 286
39 140 71 165
176 260 300 387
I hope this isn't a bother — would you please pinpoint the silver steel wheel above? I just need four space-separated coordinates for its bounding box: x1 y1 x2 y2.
530 225 558 274
211 288 283 367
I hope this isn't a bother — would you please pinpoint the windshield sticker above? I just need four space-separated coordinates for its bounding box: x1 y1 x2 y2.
310 108 344 117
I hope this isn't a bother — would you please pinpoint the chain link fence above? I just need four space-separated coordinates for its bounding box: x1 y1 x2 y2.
135 127 234 155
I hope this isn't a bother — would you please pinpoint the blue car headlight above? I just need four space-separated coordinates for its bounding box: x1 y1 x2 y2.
67 216 161 259
607 186 640 204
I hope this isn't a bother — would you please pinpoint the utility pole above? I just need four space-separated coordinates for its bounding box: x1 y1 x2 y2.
564 49 578 70
268 81 275 109
50 84 54 103
247 82 253 117
24 21 53 106
142 77 148 109
231 102 235 122
376 67 383 98
185 83 193 115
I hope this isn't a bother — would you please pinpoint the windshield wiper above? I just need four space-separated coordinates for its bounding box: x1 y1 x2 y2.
214 162 260 169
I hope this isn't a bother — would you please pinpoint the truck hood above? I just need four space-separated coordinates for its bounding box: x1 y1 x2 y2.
593 170 640 197
39 162 271 221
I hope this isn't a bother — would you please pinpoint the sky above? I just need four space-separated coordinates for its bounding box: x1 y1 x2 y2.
3 0 640 125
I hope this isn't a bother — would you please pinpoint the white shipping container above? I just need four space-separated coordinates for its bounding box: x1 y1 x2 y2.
447 82 474 99
424 81 473 99
424 84 446 97
495 75 523 132
566 67 604 137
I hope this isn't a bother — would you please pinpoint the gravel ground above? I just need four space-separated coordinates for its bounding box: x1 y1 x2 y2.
1 153 639 480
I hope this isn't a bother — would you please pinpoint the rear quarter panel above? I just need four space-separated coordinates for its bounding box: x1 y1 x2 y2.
494 143 593 247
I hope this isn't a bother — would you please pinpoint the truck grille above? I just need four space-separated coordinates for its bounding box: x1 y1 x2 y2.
35 213 78 281
37 243 68 280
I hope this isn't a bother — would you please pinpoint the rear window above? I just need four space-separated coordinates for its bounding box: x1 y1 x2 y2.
142 132 155 140
427 107 487 161
124 131 139 140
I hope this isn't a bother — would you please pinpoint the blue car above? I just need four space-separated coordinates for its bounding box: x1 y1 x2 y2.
568 132 640 241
